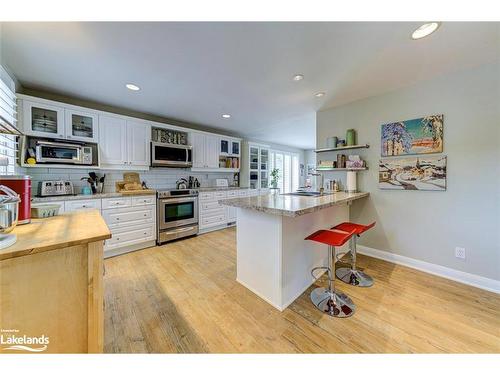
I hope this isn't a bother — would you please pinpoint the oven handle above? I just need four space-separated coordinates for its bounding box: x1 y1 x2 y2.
160 197 197 204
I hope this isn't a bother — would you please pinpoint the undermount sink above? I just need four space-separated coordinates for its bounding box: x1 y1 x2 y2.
282 192 324 197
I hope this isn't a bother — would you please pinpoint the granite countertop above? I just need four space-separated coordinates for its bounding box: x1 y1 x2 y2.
197 186 250 192
31 186 252 202
220 191 370 217
0 210 111 261
31 191 155 203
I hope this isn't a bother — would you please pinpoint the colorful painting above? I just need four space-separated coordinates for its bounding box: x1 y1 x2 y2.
381 115 443 156
379 156 447 191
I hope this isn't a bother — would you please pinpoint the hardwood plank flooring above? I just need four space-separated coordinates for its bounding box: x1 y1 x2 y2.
104 228 500 353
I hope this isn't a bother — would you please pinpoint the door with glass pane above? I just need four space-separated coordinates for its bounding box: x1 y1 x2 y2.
260 148 269 188
270 151 300 194
65 109 99 142
249 146 259 189
23 100 65 138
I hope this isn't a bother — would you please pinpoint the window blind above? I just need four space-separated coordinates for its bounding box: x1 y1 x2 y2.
0 73 19 175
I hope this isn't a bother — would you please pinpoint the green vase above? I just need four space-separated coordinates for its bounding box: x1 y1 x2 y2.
346 129 356 146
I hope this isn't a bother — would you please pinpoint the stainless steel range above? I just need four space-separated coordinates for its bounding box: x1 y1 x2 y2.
156 189 198 244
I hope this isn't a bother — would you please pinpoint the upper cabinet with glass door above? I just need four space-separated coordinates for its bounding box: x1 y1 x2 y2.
22 100 65 139
65 109 99 142
230 139 240 156
21 99 98 142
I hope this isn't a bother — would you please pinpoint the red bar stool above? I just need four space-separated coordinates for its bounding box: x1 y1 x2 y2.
332 222 376 287
305 228 357 318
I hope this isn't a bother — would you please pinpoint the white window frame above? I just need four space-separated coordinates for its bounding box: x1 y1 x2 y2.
269 150 300 194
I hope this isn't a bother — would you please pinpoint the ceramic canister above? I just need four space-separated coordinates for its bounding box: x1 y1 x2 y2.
326 136 338 148
346 129 356 146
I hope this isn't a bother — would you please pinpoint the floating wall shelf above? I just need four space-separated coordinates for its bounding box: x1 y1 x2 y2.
314 144 370 153
315 167 368 172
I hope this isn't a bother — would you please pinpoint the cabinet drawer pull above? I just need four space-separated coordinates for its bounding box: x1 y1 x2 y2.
116 217 120 220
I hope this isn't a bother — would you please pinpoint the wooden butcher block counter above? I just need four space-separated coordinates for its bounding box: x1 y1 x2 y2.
0 210 111 353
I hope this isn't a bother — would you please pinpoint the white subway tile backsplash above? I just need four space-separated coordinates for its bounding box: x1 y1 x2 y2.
28 167 236 196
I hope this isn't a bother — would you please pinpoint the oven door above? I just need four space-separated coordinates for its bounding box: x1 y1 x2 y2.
158 196 198 230
151 142 192 167
35 141 83 164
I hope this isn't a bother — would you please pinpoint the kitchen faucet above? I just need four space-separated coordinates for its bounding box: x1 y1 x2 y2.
309 172 324 195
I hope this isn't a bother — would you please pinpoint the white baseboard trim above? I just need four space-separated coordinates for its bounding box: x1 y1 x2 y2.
357 245 500 294
280 269 328 311
236 278 284 311
104 240 156 258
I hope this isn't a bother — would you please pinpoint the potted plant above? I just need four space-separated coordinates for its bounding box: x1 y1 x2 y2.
270 168 280 195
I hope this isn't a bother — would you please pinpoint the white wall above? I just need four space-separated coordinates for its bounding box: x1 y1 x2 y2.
316 62 500 281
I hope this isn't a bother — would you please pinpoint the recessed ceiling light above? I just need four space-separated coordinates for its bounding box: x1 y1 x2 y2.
292 74 304 81
314 92 325 98
411 22 441 40
125 83 140 91
222 114 231 119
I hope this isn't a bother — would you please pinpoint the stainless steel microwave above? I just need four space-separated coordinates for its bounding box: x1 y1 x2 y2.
151 142 192 168
35 140 93 165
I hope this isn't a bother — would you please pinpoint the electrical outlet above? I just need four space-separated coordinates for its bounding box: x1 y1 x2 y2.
455 247 466 260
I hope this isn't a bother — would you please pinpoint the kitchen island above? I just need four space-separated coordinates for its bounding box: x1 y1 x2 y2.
0 210 111 353
221 191 369 311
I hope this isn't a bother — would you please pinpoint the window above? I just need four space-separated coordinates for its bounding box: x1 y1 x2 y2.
270 150 300 193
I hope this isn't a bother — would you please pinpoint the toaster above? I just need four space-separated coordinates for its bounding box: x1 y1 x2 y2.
38 180 74 197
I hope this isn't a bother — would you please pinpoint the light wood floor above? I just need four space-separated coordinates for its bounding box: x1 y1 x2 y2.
104 228 500 353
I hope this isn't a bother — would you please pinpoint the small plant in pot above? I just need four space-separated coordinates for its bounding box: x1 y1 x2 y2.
270 168 280 194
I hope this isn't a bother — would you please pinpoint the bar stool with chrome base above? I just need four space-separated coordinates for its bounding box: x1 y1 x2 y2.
332 222 376 287
305 228 357 318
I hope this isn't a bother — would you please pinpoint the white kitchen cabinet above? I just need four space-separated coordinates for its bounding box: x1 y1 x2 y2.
198 190 227 232
226 190 238 223
65 108 99 142
191 132 206 168
206 135 219 168
99 115 128 166
230 139 240 156
64 199 102 212
22 100 65 138
190 132 219 169
241 142 271 191
220 137 240 157
198 189 251 233
127 120 151 167
99 115 150 169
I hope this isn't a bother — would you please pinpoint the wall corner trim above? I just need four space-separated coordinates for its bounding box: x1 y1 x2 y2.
357 245 500 294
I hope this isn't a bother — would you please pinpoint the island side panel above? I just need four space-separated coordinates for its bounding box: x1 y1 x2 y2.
87 241 104 353
281 204 350 309
236 208 283 309
0 245 89 353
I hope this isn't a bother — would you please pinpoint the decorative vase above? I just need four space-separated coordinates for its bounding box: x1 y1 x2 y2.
346 129 356 146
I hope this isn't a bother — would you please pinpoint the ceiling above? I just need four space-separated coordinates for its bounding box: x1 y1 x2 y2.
1 22 499 149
